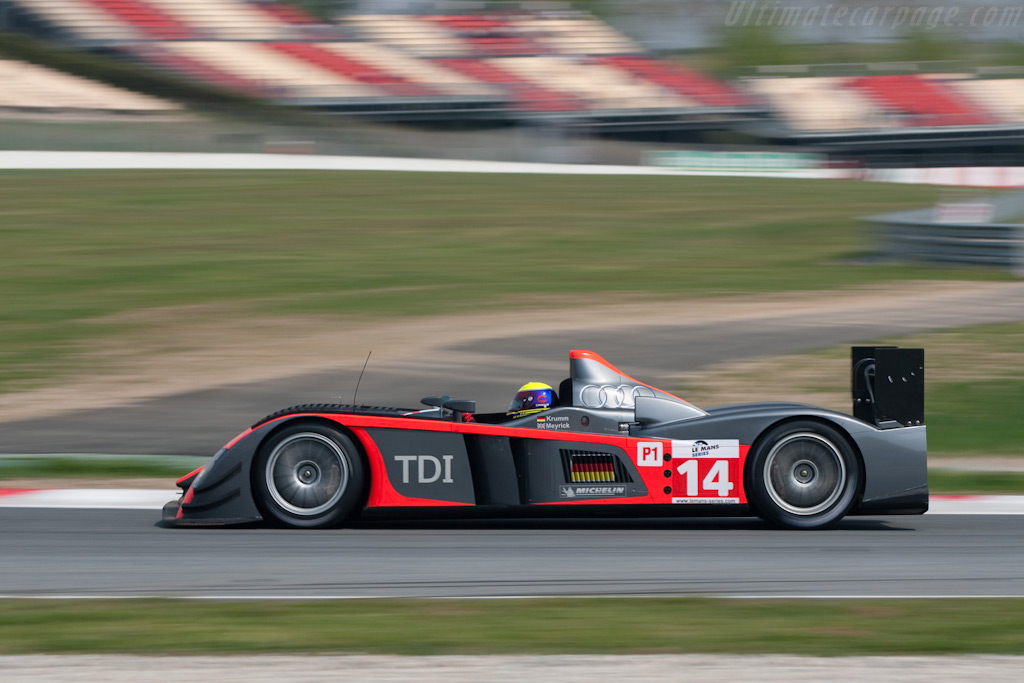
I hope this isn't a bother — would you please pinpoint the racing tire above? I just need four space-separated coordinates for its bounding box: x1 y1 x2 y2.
253 423 365 528
747 421 860 530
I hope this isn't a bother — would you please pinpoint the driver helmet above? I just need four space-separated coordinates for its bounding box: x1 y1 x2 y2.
507 382 557 419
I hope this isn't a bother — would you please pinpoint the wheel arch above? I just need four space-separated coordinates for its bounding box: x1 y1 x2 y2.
255 413 367 458
250 414 371 523
743 414 867 515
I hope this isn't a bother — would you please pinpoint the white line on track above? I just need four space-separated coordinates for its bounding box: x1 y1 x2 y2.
1 489 1023 514
0 150 846 177
4 152 1022 190
3 654 1022 683
0 489 172 509
927 495 1024 515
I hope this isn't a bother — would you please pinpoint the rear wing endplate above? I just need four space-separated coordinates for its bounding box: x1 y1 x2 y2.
852 346 924 428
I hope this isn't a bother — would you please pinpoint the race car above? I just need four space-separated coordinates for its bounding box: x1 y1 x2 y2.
164 348 927 530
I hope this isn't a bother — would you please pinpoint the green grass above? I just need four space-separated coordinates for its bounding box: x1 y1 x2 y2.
886 323 1024 462
0 171 1005 391
929 380 1024 456
0 598 1022 655
916 322 1024 457
878 322 1024 459
928 469 1024 495
0 455 205 481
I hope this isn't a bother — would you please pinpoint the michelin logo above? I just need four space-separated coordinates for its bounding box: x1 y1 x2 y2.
560 484 627 498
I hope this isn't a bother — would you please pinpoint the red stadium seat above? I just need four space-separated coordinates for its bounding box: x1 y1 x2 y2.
82 0 193 39
430 15 537 56
268 42 437 97
597 56 752 107
434 58 578 111
848 75 992 127
253 3 320 26
126 43 270 97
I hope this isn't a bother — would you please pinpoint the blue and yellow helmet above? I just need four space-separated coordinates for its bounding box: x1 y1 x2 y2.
507 382 557 418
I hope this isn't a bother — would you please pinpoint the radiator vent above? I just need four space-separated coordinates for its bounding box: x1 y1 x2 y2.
560 450 632 483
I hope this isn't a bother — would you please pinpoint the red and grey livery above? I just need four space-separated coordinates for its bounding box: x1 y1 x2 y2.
164 348 927 530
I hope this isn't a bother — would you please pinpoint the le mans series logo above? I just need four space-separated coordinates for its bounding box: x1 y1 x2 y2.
675 439 740 459
689 440 719 456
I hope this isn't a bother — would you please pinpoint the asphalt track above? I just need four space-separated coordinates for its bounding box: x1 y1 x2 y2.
0 507 1022 598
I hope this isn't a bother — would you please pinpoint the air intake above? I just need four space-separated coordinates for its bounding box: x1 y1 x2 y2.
561 450 632 483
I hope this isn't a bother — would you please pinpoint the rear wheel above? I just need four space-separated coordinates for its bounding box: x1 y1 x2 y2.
748 421 860 530
254 423 365 528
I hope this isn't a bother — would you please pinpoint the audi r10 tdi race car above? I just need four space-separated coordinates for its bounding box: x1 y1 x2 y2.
164 348 927 530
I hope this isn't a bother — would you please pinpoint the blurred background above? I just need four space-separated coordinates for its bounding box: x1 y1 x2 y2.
1 0 1023 165
0 0 1022 459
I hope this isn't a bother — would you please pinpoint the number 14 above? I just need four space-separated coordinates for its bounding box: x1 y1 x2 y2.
676 459 734 497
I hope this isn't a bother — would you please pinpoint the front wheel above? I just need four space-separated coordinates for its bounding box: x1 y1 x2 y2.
253 423 365 528
747 421 860 530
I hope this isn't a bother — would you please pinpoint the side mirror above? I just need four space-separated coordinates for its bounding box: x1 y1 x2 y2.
421 395 451 408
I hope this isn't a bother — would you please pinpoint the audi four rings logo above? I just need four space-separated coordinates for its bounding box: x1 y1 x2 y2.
579 384 656 409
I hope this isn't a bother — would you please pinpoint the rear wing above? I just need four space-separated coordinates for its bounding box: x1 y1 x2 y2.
852 346 924 428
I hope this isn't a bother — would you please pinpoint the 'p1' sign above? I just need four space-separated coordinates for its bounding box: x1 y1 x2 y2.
635 441 663 467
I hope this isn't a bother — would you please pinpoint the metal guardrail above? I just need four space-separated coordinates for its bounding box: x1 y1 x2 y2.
866 191 1024 276
875 218 1024 274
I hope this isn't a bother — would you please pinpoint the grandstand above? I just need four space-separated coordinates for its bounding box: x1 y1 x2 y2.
153 40 382 99
948 78 1024 125
6 0 143 41
743 70 1024 160
2 0 1022 157
3 0 759 129
847 74 993 127
746 76 897 132
0 57 181 115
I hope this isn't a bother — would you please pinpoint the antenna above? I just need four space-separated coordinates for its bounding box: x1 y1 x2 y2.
353 351 372 408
